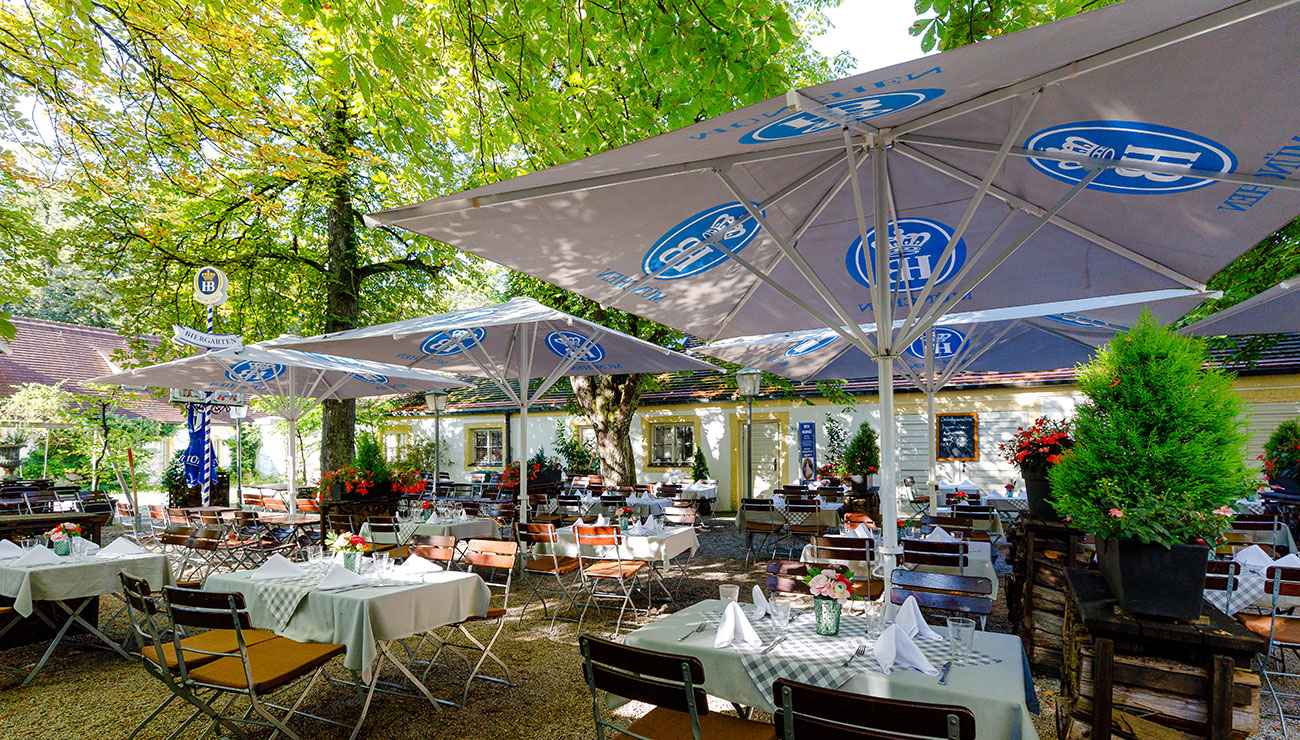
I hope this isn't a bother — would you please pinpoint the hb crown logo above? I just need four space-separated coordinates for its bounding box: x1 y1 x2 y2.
846 218 965 293
193 265 229 307
1040 313 1119 330
420 327 486 357
1025 121 1236 194
545 331 606 364
225 361 287 386
739 89 945 145
643 203 764 281
905 327 966 361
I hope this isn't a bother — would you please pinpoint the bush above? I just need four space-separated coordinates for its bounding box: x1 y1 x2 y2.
1049 311 1252 547
554 421 597 473
691 447 711 481
843 422 880 477
352 433 389 482
1262 418 1300 482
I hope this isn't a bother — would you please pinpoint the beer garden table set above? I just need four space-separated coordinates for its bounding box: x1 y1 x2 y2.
734 496 843 531
358 514 498 546
799 527 1001 601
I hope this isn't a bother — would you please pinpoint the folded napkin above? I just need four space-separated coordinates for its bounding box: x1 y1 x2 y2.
851 523 873 539
873 623 939 675
926 526 956 543
594 514 607 526
315 564 369 590
958 479 977 491
714 600 762 649
0 539 23 558
895 595 944 640
1234 544 1275 568
628 519 644 536
1273 553 1300 569
772 494 785 508
398 554 444 575
96 538 146 557
251 553 309 581
12 544 62 567
939 478 954 487
750 585 771 619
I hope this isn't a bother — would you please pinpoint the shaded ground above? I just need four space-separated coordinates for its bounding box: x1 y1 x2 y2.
0 518 1295 738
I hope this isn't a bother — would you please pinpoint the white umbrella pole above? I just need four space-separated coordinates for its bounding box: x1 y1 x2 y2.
288 414 298 515
879 355 899 589
518 325 532 525
927 389 938 517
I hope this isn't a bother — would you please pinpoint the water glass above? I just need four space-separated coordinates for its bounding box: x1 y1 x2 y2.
719 584 740 603
862 599 884 638
771 600 792 633
947 617 976 665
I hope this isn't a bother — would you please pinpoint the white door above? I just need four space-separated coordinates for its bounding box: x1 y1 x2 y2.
741 420 782 498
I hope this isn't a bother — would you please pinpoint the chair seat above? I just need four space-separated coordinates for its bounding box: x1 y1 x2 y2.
525 555 580 575
462 607 508 622
745 523 783 533
627 707 776 740
174 578 204 589
143 628 280 670
186 637 346 693
584 560 648 579
853 580 885 600
1237 613 1300 645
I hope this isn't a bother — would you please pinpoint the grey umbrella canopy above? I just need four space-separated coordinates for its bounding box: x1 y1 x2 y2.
365 0 1300 585
272 298 719 520
700 291 1211 513
1183 278 1300 337
92 345 470 509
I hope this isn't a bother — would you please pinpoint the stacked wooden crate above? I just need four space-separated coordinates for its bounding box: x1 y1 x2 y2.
1007 517 1093 675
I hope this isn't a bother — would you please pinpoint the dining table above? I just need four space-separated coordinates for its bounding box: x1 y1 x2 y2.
622 599 1038 739
358 516 498 545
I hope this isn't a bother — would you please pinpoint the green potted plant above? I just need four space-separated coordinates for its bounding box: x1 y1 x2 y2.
320 434 392 500
843 421 880 493
999 417 1073 520
1261 419 1300 495
690 447 711 482
1050 311 1252 619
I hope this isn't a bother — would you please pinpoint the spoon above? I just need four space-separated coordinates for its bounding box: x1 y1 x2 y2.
678 622 706 641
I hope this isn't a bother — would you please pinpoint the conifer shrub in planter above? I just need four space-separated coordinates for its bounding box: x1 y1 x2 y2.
844 421 880 494
1049 311 1253 619
1261 419 1300 495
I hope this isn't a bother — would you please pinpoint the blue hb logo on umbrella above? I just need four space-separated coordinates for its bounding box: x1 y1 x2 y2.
847 218 965 292
785 335 837 357
643 203 764 281
738 89 945 145
905 327 966 360
420 327 486 356
1041 312 1118 330
1025 121 1236 194
225 361 287 385
350 372 390 384
546 331 605 363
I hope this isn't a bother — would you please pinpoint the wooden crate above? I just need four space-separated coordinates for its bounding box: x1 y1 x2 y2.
1008 517 1093 675
1057 569 1265 740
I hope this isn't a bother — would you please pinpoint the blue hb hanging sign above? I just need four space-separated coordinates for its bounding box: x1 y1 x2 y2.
643 203 764 281
847 218 966 292
193 265 229 307
1024 120 1236 194
738 89 946 145
905 327 967 360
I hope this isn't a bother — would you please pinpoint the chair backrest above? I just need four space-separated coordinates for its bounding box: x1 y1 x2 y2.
161 587 256 685
516 522 560 546
116 500 135 518
410 534 457 566
159 524 193 548
842 513 875 527
368 519 400 537
147 504 166 521
921 515 973 530
773 678 976 739
952 504 994 520
262 496 288 512
1264 566 1300 600
167 508 189 525
296 498 321 512
810 536 876 565
600 494 628 507
742 498 775 512
663 506 696 526
901 539 970 569
573 525 621 549
463 539 517 601
890 569 994 619
1205 559 1241 595
242 491 264 507
579 635 709 736
326 514 353 535
187 526 225 553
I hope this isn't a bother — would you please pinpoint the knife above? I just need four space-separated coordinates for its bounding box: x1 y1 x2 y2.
937 661 952 685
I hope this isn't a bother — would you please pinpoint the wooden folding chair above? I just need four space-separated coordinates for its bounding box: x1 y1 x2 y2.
889 569 993 629
773 678 975 739
515 523 580 633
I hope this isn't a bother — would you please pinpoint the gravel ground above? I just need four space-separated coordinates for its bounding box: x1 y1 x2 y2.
0 520 1295 738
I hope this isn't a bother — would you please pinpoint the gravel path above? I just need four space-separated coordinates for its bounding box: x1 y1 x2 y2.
0 520 1294 738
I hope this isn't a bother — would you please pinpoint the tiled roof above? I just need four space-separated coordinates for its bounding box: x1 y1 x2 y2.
0 317 184 423
401 333 1300 415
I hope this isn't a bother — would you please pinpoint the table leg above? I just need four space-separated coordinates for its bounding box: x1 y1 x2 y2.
1092 637 1114 740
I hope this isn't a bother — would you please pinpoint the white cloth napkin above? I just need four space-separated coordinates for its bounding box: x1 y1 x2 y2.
398 555 444 575
939 478 954 487
772 494 786 508
958 479 978 491
1273 553 1300 569
12 545 62 567
628 519 644 536
1234 544 1275 568
714 600 762 649
0 539 23 558
751 586 771 619
594 514 607 526
851 523 873 539
96 538 146 557
315 564 369 590
251 554 309 581
895 595 944 640
926 526 957 543
873 623 939 675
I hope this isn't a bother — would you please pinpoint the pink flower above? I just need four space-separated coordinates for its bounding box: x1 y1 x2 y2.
1108 508 1123 518
828 580 851 603
807 573 832 596
1213 506 1234 517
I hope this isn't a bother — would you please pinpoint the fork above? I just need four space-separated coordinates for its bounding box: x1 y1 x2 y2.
843 644 866 667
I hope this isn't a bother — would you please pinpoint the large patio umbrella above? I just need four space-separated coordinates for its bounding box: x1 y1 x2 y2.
362 0 1300 584
271 297 718 521
700 291 1212 514
91 345 469 510
1183 277 1300 336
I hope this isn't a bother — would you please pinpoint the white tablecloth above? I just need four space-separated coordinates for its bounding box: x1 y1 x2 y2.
623 600 1037 740
535 525 699 567
676 484 718 501
984 494 1029 513
206 566 489 681
0 552 174 617
359 517 498 545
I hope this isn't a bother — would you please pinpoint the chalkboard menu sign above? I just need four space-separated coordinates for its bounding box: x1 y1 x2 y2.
936 413 979 462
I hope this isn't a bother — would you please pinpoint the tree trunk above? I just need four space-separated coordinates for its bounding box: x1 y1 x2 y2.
570 373 644 486
319 95 360 474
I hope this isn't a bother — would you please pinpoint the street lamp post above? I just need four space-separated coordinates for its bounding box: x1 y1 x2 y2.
425 390 449 496
736 368 762 500
229 404 248 508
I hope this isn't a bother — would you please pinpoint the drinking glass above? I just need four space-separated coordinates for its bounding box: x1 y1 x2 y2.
771 600 792 633
307 545 323 564
719 584 740 603
372 552 389 577
862 599 884 638
947 617 976 665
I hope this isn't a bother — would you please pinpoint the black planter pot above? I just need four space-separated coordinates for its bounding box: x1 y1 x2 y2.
849 474 874 493
1269 475 1300 495
328 480 393 500
1096 536 1210 620
1024 470 1058 520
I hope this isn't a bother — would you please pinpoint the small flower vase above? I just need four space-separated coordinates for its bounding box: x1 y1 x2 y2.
618 516 629 533
343 551 362 574
52 537 71 557
813 596 842 636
